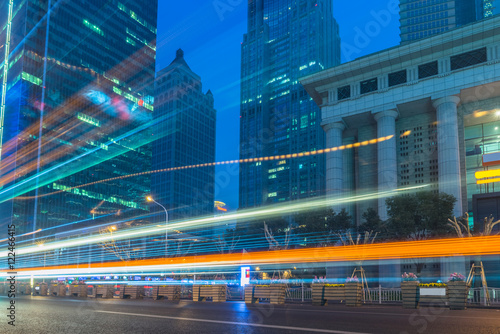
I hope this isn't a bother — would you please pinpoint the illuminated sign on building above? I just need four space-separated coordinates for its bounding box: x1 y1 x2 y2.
240 266 250 286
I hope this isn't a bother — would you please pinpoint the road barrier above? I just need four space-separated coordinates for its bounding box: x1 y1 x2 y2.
69 284 88 297
119 285 144 299
312 284 344 306
14 280 499 309
193 284 226 302
48 283 66 297
92 285 114 298
244 284 286 304
153 285 181 301
16 283 32 295
33 282 48 296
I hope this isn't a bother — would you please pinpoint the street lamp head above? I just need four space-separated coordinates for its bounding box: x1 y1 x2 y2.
146 196 153 202
110 226 117 231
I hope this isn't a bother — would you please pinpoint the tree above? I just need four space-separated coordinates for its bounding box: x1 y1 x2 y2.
294 207 353 247
237 215 292 251
263 216 292 250
386 191 456 274
358 208 385 234
99 226 136 261
448 212 500 237
386 191 456 240
215 228 240 254
331 208 353 233
294 207 335 247
338 231 378 247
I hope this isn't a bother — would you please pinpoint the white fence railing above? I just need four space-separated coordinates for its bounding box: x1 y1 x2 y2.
364 287 402 303
285 286 312 302
468 287 500 305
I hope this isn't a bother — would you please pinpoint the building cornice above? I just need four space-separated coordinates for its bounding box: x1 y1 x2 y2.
300 16 500 106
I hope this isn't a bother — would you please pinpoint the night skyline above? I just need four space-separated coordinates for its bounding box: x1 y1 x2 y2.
157 1 401 210
3 3 500 330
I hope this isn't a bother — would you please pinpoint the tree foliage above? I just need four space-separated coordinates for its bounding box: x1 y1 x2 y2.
215 228 240 254
294 207 353 246
385 191 456 240
357 208 385 234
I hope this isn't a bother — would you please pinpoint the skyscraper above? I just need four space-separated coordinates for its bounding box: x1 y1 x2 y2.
239 0 340 209
400 0 480 43
152 49 216 223
0 0 157 235
481 0 500 17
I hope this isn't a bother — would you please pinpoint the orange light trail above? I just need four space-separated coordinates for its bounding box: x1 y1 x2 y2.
0 228 42 243
17 135 394 200
0 44 156 187
7 236 499 275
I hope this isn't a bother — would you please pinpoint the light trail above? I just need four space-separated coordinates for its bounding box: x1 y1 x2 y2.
4 236 499 277
0 229 42 243
0 184 428 258
0 25 160 191
0 112 173 203
17 135 396 200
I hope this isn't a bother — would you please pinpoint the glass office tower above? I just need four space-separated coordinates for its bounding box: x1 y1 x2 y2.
0 0 157 235
152 49 216 223
239 0 340 209
400 0 480 43
481 0 500 17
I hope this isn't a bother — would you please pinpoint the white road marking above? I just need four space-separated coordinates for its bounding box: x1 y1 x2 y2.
95 310 371 334
278 307 500 320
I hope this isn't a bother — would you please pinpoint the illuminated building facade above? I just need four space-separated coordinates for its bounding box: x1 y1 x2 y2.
0 0 157 235
152 49 216 223
239 0 340 209
399 0 481 44
481 0 500 17
302 16 500 285
301 16 500 227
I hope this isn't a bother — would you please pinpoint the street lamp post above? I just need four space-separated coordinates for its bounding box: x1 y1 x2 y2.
147 196 169 257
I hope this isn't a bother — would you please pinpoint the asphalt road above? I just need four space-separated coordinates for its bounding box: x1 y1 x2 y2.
1 296 499 334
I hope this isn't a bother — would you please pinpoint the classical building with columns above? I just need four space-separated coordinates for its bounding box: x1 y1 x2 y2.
301 16 500 227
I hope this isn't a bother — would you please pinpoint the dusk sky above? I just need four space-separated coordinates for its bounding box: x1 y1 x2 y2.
156 1 401 210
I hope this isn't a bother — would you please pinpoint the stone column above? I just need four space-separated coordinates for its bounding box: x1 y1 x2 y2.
433 96 462 217
374 110 398 221
343 137 356 220
323 122 345 212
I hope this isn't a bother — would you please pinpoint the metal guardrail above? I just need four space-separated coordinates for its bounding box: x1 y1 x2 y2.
468 287 500 305
180 285 192 300
285 286 311 302
227 286 244 300
364 287 402 303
